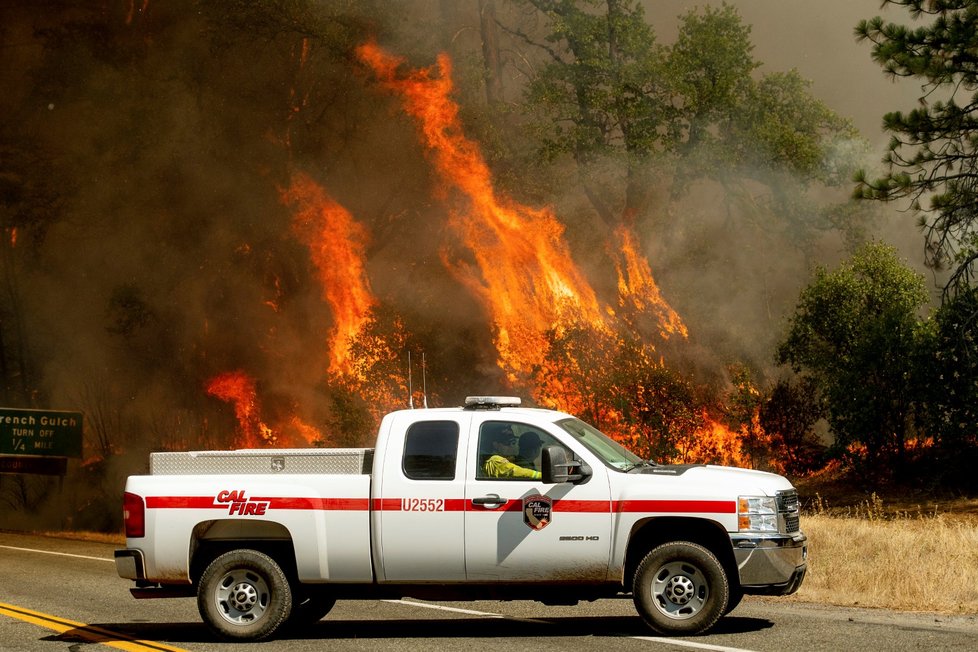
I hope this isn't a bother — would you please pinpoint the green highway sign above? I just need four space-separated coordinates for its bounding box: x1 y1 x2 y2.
0 408 83 458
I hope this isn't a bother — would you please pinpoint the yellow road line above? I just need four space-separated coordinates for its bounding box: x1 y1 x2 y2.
0 601 190 652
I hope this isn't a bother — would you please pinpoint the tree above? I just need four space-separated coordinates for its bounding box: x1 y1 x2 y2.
532 318 630 431
759 377 826 476
517 0 668 228
516 1 860 242
724 365 766 470
855 1 978 295
917 285 978 489
531 316 706 461
624 362 705 463
776 243 929 484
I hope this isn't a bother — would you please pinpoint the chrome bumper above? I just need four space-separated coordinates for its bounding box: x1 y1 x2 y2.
731 531 808 595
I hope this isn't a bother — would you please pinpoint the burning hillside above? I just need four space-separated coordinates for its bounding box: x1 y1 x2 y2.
355 42 687 382
195 40 753 467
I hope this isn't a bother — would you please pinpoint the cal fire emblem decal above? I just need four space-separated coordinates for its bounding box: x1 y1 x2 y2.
215 490 270 515
523 494 552 531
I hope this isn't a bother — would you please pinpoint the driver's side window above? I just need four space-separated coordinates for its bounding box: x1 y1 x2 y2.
476 422 565 480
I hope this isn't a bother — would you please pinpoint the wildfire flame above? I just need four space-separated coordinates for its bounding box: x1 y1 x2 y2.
205 370 276 448
283 171 377 377
205 369 325 448
203 43 747 466
357 41 608 381
614 225 687 339
686 412 748 467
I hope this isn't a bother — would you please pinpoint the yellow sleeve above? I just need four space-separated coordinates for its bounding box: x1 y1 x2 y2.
483 455 542 479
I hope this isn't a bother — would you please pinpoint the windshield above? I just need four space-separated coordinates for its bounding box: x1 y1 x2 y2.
555 417 643 471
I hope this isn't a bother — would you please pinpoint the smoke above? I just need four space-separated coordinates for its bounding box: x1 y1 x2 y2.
638 1 940 372
0 1 940 526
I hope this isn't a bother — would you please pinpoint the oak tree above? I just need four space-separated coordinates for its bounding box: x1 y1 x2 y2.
777 243 929 483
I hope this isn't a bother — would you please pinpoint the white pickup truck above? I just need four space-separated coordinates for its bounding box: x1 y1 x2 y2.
115 396 807 641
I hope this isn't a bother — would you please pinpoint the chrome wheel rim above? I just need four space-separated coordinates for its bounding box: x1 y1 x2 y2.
650 561 709 620
214 569 270 625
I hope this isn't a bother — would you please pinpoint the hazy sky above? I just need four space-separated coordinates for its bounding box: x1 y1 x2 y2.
649 0 923 147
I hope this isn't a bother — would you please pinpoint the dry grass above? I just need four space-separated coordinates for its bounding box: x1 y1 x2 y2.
36 530 126 545
785 495 978 613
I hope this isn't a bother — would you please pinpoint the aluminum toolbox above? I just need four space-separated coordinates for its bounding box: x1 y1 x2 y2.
149 448 373 475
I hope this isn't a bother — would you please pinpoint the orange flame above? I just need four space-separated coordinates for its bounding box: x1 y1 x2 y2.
205 370 324 448
288 414 326 446
614 225 687 339
690 412 748 467
205 370 276 448
357 41 608 381
283 171 377 377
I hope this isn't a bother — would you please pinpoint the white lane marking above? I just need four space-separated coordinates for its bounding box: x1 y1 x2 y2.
631 636 759 652
0 544 113 563
383 599 504 618
386 599 760 652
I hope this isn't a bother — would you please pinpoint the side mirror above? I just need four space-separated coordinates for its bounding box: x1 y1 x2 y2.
542 446 591 484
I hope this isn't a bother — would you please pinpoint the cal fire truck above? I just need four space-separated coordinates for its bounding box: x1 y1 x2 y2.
115 396 807 641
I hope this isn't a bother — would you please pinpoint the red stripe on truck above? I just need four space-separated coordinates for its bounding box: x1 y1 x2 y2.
616 499 736 514
144 496 369 510
143 496 735 515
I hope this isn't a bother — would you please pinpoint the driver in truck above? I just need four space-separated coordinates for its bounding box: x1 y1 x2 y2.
515 431 543 470
480 424 542 479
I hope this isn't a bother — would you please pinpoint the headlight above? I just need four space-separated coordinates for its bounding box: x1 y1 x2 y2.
738 495 778 533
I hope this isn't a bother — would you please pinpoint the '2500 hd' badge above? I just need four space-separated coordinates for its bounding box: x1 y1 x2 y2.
523 494 552 531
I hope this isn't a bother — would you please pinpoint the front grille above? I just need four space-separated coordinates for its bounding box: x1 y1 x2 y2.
777 489 801 534
777 489 799 512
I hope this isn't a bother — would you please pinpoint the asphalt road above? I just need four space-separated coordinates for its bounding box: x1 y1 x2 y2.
1 531 976 651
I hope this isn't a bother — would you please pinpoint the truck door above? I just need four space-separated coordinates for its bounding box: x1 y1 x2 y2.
375 414 471 582
463 420 613 582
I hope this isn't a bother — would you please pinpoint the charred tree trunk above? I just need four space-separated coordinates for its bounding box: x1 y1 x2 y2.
479 0 504 107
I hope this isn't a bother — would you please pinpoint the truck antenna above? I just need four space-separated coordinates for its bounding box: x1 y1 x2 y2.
421 351 428 408
407 350 414 409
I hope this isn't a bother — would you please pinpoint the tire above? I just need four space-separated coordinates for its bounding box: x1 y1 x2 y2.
632 541 729 635
197 549 293 641
286 591 336 630
724 585 744 615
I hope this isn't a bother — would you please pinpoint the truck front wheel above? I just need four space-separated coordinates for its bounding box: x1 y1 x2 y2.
197 549 292 641
632 541 729 635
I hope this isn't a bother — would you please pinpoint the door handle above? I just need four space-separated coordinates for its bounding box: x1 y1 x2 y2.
472 494 507 508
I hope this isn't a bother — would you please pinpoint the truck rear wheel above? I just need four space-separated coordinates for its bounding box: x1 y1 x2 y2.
197 549 292 641
632 541 729 635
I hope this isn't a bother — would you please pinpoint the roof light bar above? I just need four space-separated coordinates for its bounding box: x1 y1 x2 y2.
463 396 522 410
